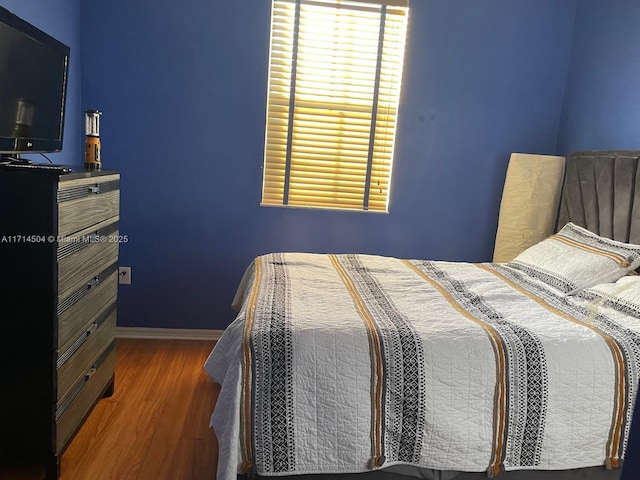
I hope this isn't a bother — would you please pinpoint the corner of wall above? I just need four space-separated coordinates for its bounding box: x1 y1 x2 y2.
553 0 580 156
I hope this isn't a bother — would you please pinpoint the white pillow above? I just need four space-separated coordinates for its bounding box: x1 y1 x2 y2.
507 222 640 294
577 276 640 319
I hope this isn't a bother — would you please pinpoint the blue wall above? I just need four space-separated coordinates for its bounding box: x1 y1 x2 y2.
557 0 640 153
0 0 83 165
80 0 576 330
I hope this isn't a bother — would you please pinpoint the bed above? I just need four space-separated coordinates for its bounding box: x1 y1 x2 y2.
205 150 640 480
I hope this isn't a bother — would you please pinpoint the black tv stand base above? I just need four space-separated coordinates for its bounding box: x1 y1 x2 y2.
0 154 32 165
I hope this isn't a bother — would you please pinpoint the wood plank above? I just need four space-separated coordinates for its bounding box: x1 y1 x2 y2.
0 338 219 480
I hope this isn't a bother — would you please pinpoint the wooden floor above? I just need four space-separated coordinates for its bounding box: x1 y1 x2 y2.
0 339 220 480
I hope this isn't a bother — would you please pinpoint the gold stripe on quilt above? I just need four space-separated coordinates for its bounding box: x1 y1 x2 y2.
330 254 386 468
239 255 262 474
481 263 638 469
403 260 509 477
331 255 427 468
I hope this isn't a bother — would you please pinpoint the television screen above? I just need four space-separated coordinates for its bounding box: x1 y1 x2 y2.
0 6 70 156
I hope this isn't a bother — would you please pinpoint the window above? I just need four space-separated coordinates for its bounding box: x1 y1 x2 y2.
261 0 409 212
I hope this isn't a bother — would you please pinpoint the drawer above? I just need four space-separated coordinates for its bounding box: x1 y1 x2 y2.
57 305 116 402
57 218 119 298
57 174 119 237
56 343 115 454
57 265 118 350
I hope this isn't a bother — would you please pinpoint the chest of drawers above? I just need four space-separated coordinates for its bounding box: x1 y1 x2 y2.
0 167 120 479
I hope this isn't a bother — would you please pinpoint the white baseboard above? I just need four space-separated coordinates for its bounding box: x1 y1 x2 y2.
116 327 224 341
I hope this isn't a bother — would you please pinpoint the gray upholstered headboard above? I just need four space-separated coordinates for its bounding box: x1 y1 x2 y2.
556 150 640 244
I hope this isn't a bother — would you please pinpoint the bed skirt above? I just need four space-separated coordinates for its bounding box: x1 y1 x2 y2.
239 465 620 480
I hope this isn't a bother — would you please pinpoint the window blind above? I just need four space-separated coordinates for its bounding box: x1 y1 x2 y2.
261 0 409 212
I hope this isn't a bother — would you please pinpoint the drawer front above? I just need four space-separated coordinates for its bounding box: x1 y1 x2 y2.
57 266 118 350
56 343 115 453
57 307 116 402
57 218 119 298
57 174 119 237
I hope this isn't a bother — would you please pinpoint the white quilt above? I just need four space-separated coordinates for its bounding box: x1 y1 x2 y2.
204 253 640 480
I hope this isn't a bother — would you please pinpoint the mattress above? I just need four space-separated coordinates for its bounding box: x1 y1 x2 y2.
205 252 639 480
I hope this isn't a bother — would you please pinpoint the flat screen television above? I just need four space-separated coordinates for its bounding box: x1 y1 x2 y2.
0 6 70 163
